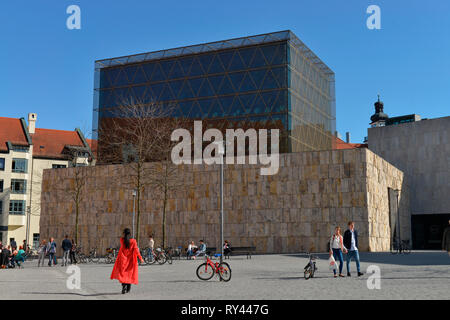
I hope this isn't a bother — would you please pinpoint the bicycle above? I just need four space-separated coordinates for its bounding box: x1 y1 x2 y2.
87 248 101 263
303 252 318 280
164 247 174 265
105 247 118 264
390 239 411 254
144 248 167 265
196 254 232 282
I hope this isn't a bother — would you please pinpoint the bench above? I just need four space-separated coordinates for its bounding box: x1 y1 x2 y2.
225 246 256 259
182 247 217 259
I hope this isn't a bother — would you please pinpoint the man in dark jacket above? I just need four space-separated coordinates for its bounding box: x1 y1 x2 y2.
343 221 364 277
442 220 450 255
61 235 72 267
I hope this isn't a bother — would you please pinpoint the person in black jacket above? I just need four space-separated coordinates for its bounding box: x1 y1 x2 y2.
343 221 364 277
61 235 72 267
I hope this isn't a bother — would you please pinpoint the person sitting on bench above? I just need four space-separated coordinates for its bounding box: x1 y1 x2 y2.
193 240 206 259
223 240 232 256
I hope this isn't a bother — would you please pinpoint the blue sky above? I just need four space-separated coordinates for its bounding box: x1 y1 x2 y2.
1 0 449 143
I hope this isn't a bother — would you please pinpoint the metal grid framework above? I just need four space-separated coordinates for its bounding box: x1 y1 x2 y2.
93 30 336 153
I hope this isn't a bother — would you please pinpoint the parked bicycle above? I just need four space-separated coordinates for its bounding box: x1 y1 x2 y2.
87 247 101 263
105 247 118 264
303 252 318 280
142 247 167 265
196 254 231 282
75 247 88 264
390 239 411 254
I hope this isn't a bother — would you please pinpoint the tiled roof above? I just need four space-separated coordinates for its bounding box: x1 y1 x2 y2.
0 117 29 152
333 136 367 150
86 139 97 158
31 128 86 159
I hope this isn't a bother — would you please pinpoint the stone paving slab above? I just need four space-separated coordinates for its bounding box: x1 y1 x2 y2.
0 251 448 300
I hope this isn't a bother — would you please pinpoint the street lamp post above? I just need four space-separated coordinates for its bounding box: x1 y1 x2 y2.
395 189 401 245
132 190 137 239
215 141 225 267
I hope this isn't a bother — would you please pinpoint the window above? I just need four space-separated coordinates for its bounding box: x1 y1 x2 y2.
0 180 3 193
11 145 29 152
52 164 67 169
0 200 2 214
33 233 40 250
12 158 28 173
11 179 27 194
9 200 26 215
0 158 4 171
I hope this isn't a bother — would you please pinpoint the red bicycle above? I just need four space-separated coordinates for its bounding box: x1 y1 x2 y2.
196 254 232 282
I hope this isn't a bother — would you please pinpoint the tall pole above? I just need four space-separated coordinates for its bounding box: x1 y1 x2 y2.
220 152 224 265
396 190 401 244
132 190 136 239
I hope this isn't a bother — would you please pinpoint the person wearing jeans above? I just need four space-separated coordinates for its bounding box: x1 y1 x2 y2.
47 238 57 267
343 221 364 277
37 240 47 267
329 226 347 277
61 235 72 267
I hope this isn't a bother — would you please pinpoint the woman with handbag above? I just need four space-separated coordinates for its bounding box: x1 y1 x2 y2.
329 226 347 278
110 228 144 294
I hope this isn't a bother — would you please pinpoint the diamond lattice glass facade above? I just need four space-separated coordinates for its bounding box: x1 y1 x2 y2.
93 30 336 155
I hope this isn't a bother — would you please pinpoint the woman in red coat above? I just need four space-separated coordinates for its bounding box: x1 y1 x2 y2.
110 228 143 294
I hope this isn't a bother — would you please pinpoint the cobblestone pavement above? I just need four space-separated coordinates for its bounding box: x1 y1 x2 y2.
0 251 448 300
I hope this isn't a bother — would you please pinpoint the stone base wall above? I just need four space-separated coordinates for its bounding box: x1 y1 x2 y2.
40 149 409 254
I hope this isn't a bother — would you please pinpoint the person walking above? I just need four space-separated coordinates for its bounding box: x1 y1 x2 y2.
442 220 450 255
147 235 155 262
329 226 347 278
47 238 57 267
110 228 143 294
61 235 72 267
37 240 47 267
70 239 77 265
10 239 17 252
223 240 232 258
343 221 364 277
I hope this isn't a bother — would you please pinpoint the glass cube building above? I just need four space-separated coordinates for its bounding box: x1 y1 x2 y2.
93 30 336 155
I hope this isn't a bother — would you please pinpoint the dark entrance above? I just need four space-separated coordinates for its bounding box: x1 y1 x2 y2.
412 214 450 249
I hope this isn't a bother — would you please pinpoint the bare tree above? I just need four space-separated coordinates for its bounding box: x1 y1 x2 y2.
98 97 186 246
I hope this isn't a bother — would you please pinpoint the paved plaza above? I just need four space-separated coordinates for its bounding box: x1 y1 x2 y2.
0 251 448 300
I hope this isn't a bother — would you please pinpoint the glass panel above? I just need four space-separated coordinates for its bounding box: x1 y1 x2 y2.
190 101 202 119
142 63 155 81
168 80 184 99
261 90 279 112
149 82 165 100
115 68 129 86
261 69 277 90
106 68 121 87
240 72 257 92
208 75 224 95
218 51 234 71
197 54 214 74
198 99 213 119
124 65 138 84
179 56 194 76
159 60 175 79
229 50 246 71
198 78 215 98
168 60 184 79
208 99 223 118
249 69 267 90
208 54 224 74
218 75 234 95
228 72 245 92
189 57 204 77
133 66 147 84
238 93 256 114
189 78 203 97
249 47 266 68
151 63 165 82
131 85 147 102
238 47 256 68
272 43 287 65
179 101 192 117
261 44 278 65
252 94 267 114
272 67 287 88
159 83 174 101
179 80 195 99
217 96 235 115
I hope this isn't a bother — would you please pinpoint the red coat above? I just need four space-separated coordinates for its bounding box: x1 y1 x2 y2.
110 238 143 285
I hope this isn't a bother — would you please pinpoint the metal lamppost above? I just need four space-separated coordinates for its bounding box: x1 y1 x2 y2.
132 190 137 239
395 189 401 244
215 141 225 266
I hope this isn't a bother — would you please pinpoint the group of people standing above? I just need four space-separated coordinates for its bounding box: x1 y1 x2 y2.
36 235 78 267
329 221 364 278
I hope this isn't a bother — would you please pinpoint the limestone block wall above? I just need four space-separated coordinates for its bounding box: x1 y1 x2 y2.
39 148 409 254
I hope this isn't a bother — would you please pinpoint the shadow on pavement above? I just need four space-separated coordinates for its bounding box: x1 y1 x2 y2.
284 251 450 266
22 292 122 297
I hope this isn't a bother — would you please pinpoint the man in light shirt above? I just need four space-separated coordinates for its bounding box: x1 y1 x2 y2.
343 221 364 277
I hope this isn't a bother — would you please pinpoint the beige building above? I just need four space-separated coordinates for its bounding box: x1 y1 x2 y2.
0 113 94 249
40 148 410 254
